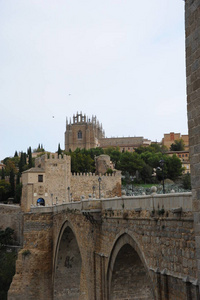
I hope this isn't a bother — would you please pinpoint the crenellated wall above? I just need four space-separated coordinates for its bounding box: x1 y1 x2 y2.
70 171 121 201
21 153 121 211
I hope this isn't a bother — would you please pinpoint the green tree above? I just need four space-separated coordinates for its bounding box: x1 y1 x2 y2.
1 168 5 180
140 163 153 183
182 173 191 190
9 169 15 197
28 147 33 168
165 154 183 180
57 143 62 156
117 151 144 176
104 147 121 166
14 151 18 157
0 180 11 202
0 228 16 300
170 139 185 151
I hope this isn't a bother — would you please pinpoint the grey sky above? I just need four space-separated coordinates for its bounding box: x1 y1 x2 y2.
0 0 187 160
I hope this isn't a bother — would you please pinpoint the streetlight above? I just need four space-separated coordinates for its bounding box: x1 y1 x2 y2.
131 177 134 194
67 186 70 202
92 185 95 198
98 177 101 199
159 159 165 194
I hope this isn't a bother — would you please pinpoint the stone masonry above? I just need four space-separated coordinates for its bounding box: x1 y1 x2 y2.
8 193 199 299
185 0 200 290
21 153 121 211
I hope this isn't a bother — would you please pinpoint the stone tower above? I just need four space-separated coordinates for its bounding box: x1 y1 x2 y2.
21 153 71 212
65 112 105 152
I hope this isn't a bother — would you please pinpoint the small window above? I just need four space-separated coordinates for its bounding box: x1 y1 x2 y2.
38 175 43 182
78 130 82 139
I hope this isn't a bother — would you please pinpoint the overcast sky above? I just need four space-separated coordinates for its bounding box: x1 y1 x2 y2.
0 0 187 160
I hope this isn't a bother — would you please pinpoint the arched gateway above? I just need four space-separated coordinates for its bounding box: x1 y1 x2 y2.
107 233 155 300
53 223 82 300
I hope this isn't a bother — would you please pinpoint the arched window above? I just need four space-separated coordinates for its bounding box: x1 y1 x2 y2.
78 130 82 139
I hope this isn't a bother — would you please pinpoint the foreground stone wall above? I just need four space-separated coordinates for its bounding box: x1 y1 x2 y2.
0 204 23 245
185 0 200 289
8 213 53 300
8 193 198 299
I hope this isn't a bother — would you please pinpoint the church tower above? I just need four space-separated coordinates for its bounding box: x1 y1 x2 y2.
65 112 105 152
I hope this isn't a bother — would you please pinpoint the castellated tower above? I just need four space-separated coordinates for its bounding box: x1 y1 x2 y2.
21 153 71 212
65 112 105 152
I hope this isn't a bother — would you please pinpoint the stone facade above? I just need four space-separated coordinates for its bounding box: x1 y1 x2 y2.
8 193 199 299
21 153 71 211
65 113 105 152
21 153 121 211
162 132 189 151
65 112 151 152
99 136 151 152
185 0 200 291
70 172 121 201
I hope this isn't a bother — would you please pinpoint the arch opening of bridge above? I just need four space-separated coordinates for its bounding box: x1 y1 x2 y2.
53 223 82 300
107 233 155 300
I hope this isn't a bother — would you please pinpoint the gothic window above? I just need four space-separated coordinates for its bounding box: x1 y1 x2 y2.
78 130 82 139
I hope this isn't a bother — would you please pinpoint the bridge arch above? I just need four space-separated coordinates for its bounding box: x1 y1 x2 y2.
53 221 83 300
107 232 155 300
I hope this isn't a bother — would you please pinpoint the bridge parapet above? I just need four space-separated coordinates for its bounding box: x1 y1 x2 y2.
30 192 193 215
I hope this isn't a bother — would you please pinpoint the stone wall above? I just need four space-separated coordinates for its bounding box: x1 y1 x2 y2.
8 193 198 299
185 0 200 289
0 204 23 245
70 172 121 201
8 212 53 300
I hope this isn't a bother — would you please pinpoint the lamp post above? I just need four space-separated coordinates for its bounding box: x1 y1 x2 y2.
67 186 70 202
98 177 101 199
131 177 134 194
159 159 165 194
92 185 95 198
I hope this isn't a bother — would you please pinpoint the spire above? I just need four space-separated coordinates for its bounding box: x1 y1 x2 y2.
66 117 68 129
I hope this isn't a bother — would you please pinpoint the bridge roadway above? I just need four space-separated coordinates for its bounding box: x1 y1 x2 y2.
8 192 199 300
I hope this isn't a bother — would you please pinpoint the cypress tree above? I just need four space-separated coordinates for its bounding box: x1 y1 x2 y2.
19 152 26 173
28 147 33 168
1 167 5 180
9 169 15 197
58 143 62 156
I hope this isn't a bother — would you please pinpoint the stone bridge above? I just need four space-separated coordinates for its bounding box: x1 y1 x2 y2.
8 193 199 300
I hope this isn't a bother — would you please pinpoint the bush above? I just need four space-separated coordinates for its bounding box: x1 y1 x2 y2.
182 173 191 190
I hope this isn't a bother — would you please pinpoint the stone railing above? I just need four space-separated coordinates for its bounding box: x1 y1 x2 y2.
30 192 192 214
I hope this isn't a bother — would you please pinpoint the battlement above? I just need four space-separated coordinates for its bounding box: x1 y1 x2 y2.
71 171 120 177
35 153 70 168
